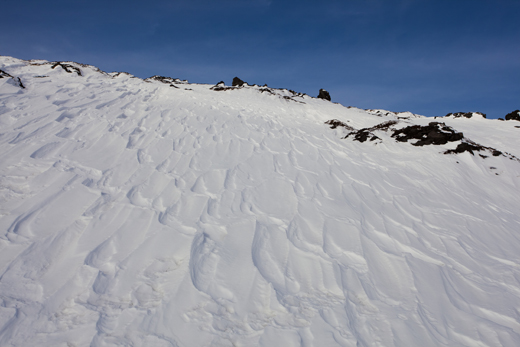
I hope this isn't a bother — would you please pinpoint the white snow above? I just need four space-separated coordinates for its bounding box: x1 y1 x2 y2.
1 56 520 346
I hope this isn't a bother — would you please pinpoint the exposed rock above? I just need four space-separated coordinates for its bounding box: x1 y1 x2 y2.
145 75 185 88
343 120 398 143
0 69 25 88
505 110 520 121
15 77 25 89
444 112 487 119
211 81 235 91
325 119 354 131
325 115 519 162
443 140 520 162
51 62 82 76
367 120 399 131
391 122 463 146
318 89 331 101
444 142 494 156
0 69 11 78
366 110 421 119
347 130 380 143
109 72 133 78
258 87 275 95
232 77 246 87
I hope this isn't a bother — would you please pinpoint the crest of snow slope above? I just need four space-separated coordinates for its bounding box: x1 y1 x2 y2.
0 56 520 347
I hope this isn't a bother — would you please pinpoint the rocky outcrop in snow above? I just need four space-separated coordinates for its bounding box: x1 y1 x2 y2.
444 111 487 119
317 88 331 101
505 109 520 121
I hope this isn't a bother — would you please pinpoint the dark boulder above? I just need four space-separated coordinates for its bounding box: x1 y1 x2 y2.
232 77 246 87
317 89 331 101
505 110 520 121
391 122 463 146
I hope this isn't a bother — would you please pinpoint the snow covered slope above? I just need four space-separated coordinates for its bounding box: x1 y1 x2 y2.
1 56 520 347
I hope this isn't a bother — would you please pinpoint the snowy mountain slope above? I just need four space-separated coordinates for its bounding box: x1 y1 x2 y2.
0 56 520 347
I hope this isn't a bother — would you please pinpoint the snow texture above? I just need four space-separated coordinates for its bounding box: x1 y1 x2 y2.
1 56 520 347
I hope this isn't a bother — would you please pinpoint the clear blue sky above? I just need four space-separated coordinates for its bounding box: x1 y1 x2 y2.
2 0 519 118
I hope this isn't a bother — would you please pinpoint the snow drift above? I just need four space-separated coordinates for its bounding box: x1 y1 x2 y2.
1 56 520 347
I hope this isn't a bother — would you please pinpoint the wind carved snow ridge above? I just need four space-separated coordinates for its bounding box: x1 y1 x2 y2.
2 55 520 347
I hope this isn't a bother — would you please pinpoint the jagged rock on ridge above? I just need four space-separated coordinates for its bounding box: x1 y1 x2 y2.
317 88 331 101
145 75 186 88
444 112 487 119
232 77 246 87
51 62 82 76
505 110 520 121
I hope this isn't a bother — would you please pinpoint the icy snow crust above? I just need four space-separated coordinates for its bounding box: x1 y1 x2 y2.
1 56 520 347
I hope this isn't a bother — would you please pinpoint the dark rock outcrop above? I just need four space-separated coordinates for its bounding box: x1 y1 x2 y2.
15 77 25 89
347 130 380 143
51 62 82 76
343 120 398 143
145 75 185 88
258 87 275 95
325 119 354 131
232 77 246 87
0 69 11 78
443 140 520 162
211 81 235 91
505 110 520 121
325 117 519 161
444 142 501 156
318 89 331 101
391 122 463 146
445 112 486 119
0 69 25 88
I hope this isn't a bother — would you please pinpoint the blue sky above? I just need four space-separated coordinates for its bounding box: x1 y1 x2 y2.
2 0 519 118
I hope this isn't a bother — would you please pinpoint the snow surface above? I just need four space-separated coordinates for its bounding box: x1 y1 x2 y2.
1 56 520 347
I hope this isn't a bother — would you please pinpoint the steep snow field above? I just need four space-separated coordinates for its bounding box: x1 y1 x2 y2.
1 56 520 346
